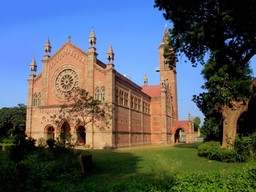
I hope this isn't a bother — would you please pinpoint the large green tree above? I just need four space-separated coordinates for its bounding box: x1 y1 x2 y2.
154 0 256 148
0 104 26 138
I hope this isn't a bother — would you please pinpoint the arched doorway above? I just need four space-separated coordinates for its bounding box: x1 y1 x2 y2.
46 126 55 140
60 121 71 144
76 126 86 145
174 128 186 143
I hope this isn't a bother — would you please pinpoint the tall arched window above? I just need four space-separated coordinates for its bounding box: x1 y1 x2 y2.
33 94 41 107
95 88 100 100
131 96 134 109
124 92 128 106
38 94 41 106
101 88 106 102
115 88 118 104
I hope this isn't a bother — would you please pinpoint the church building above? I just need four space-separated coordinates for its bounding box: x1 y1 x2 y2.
26 27 194 148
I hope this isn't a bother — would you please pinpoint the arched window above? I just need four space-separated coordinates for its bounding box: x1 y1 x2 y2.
33 94 41 107
124 92 128 106
137 98 141 111
115 87 118 104
119 90 124 105
95 88 100 100
38 94 41 106
134 97 137 109
131 96 134 109
46 126 54 140
101 88 106 102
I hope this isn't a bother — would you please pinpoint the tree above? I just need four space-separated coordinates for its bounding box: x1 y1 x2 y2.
193 116 201 132
154 0 256 148
45 88 112 144
0 104 26 138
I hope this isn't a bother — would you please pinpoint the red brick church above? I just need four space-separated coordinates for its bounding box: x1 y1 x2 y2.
26 27 194 148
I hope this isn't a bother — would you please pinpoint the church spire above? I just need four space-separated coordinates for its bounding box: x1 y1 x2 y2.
106 44 114 64
44 38 51 56
160 25 169 47
30 58 37 75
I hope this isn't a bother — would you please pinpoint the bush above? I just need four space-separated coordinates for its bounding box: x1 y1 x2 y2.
77 150 93 174
198 133 256 163
8 134 36 162
46 138 55 149
234 134 256 162
198 141 221 158
198 141 238 162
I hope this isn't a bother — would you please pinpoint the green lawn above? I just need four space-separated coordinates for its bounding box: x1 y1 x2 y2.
90 144 255 174
1 143 255 191
73 144 255 191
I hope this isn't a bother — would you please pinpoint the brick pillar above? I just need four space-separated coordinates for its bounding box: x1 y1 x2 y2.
26 75 35 137
106 64 115 148
41 55 50 106
161 82 168 143
86 47 97 148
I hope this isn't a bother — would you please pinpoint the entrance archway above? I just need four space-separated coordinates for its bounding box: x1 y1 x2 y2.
60 121 71 144
76 126 86 145
174 128 186 143
46 126 55 140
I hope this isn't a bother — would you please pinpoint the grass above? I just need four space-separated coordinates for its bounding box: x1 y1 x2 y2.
1 143 255 191
71 144 255 191
90 143 255 174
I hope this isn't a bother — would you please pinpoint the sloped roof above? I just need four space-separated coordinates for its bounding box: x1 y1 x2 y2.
141 85 161 97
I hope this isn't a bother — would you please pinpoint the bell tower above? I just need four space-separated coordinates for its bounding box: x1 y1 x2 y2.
158 26 178 120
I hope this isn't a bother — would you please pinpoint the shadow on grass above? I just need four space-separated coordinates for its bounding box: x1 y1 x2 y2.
173 143 199 149
89 149 141 175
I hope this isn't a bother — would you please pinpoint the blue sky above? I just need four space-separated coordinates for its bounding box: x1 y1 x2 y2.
0 0 209 122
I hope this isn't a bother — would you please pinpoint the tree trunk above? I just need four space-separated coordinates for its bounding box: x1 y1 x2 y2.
222 100 248 148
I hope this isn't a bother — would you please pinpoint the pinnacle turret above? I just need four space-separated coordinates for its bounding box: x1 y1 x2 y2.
107 44 114 64
89 28 96 48
44 38 51 56
30 58 37 75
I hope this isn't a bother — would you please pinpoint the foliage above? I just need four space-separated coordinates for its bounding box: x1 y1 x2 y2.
0 104 26 138
193 58 252 142
198 133 256 162
46 138 55 149
8 134 36 162
0 144 255 191
198 141 240 162
154 0 256 68
154 0 256 148
193 116 201 131
44 88 112 131
234 133 256 162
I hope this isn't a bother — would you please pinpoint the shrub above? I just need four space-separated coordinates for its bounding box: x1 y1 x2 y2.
46 138 55 149
77 150 93 174
198 141 221 158
234 133 256 162
198 141 238 162
8 134 36 162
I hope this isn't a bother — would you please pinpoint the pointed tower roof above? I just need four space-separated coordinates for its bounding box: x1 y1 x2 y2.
30 58 37 75
89 28 96 47
143 74 148 86
107 44 114 64
44 38 52 56
160 25 169 46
